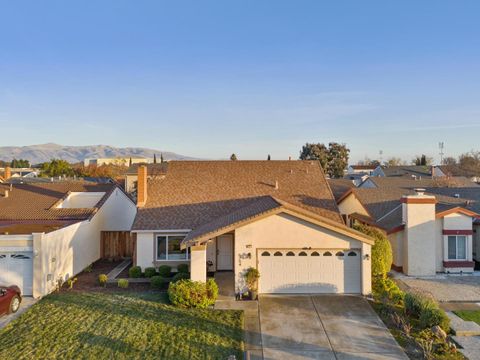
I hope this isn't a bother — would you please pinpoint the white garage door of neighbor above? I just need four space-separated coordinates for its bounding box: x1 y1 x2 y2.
0 252 34 296
258 249 361 294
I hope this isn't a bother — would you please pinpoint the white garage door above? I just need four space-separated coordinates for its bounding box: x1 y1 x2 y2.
258 249 361 294
0 252 33 296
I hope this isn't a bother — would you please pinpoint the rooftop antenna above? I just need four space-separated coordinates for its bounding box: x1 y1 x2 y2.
379 150 383 165
439 142 444 164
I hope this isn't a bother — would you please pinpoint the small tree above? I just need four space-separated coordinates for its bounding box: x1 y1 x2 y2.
353 223 392 279
230 153 238 161
267 154 271 160
244 267 260 291
160 153 164 163
153 154 157 164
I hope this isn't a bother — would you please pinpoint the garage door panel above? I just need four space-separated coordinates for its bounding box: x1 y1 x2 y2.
0 252 33 296
258 249 361 294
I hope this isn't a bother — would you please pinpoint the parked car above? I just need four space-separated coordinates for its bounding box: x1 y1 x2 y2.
0 286 22 316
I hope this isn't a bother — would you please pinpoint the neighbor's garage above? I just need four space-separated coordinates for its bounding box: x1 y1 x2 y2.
0 251 34 296
258 248 362 294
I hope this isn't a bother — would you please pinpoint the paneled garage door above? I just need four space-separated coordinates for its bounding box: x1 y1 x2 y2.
0 252 33 296
258 249 361 294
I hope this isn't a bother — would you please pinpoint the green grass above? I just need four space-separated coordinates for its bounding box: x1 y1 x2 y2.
454 310 480 325
0 291 244 360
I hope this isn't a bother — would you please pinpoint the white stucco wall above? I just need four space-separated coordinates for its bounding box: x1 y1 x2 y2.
388 231 403 268
33 188 136 298
234 212 370 295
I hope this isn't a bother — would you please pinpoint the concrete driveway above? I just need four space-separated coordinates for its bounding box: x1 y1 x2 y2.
259 295 407 360
0 297 36 330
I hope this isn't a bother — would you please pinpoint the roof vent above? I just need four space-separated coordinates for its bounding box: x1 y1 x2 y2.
275 180 279 190
414 188 426 196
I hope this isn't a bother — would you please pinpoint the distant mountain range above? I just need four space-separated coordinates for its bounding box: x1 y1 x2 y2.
0 143 195 164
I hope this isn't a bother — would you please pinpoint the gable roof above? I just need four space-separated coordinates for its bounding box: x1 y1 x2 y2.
328 179 357 202
436 165 479 178
365 176 476 189
0 181 117 234
132 160 345 232
378 165 432 178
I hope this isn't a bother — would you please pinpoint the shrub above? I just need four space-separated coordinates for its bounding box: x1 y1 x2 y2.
404 292 434 318
158 265 172 277
128 266 142 278
84 264 93 273
98 274 108 287
66 277 77 289
206 278 218 302
118 279 129 289
374 277 404 305
168 279 217 308
144 267 157 278
353 223 392 278
177 264 189 273
419 302 450 332
172 272 190 283
151 275 165 289
244 267 260 291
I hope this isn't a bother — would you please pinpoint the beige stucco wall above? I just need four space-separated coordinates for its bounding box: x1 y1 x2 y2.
402 197 436 276
234 212 370 295
32 188 137 298
474 224 480 261
0 235 33 248
337 193 369 217
125 174 137 193
388 231 403 268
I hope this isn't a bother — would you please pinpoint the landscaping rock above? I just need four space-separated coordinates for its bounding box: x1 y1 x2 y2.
432 325 447 341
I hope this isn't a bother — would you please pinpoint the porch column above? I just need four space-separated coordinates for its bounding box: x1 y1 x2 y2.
190 245 207 282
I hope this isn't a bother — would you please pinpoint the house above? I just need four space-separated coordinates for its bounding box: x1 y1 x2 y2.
371 165 432 178
0 181 137 298
83 157 151 167
123 162 168 194
347 164 377 175
434 165 480 183
331 177 480 276
1 166 39 179
131 161 373 295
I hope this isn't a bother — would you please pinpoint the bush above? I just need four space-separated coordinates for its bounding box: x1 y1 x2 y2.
373 277 404 305
244 267 260 291
118 279 129 288
404 292 435 318
158 265 172 277
177 264 189 273
353 223 392 278
128 266 142 278
172 272 190 283
98 274 108 287
168 279 218 308
419 302 450 332
144 267 157 278
206 278 218 301
151 275 165 289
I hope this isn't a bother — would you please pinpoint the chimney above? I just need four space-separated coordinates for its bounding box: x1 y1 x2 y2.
400 191 436 276
3 190 8 198
274 180 279 190
137 165 148 207
4 166 11 180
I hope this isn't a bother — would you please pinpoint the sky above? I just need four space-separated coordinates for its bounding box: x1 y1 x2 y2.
1 1 480 163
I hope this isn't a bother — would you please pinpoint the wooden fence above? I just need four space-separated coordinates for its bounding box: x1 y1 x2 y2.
100 231 136 259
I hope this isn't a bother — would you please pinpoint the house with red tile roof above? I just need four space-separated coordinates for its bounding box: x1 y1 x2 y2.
0 180 137 297
132 161 374 296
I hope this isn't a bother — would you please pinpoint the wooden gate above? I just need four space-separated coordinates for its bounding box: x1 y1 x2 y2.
101 231 136 259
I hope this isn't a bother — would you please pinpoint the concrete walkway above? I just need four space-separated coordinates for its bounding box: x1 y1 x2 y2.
0 297 36 330
259 295 407 360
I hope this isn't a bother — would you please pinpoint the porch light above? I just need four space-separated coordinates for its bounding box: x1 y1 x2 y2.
364 254 370 260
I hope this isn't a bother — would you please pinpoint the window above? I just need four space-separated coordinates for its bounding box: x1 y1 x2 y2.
261 251 270 256
299 251 307 256
348 251 357 257
156 235 188 260
336 251 344 257
323 251 332 256
274 251 283 256
448 235 467 260
286 251 295 256
311 251 320 256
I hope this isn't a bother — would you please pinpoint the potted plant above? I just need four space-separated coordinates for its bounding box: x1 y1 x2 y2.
244 267 260 300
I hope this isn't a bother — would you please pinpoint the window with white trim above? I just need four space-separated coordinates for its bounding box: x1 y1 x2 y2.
156 235 188 260
447 235 466 260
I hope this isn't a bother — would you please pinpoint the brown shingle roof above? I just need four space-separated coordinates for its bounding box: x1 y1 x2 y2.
0 181 115 222
132 160 343 231
124 163 168 176
328 179 356 201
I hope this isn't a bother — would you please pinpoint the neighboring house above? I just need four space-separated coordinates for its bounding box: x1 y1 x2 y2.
434 165 480 183
83 157 151 167
124 163 168 194
0 181 137 298
334 177 480 276
0 167 39 179
372 165 432 178
131 161 373 295
359 175 475 189
347 165 377 175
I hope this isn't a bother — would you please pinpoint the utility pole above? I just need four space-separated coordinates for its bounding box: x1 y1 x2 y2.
439 142 444 165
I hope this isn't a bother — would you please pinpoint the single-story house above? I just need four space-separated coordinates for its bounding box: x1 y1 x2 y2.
371 165 433 178
433 165 480 183
330 177 480 276
131 161 373 295
0 181 137 297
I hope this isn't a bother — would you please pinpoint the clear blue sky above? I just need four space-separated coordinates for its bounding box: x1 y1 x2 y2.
1 1 480 163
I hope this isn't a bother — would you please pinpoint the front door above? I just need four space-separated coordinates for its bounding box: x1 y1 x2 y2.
216 235 233 270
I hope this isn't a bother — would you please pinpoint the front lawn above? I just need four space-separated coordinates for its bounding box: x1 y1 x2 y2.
454 310 480 325
0 292 243 360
